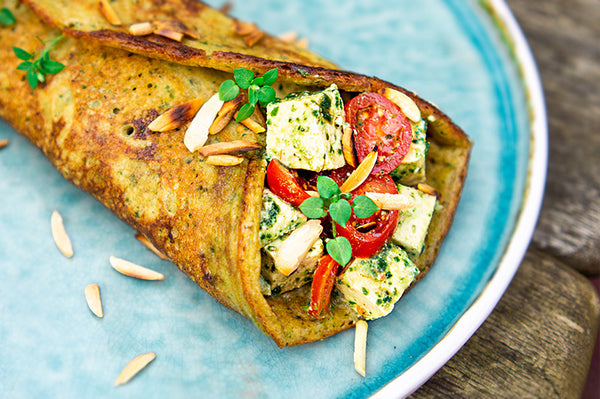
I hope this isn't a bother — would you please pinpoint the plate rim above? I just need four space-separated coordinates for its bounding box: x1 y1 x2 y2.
372 0 548 397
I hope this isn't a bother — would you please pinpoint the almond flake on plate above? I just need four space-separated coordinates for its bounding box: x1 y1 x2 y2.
109 256 164 280
114 352 156 386
148 98 205 132
129 22 154 36
354 320 368 377
205 154 244 166
184 93 224 153
50 210 73 258
84 283 103 318
340 151 377 193
135 233 168 260
99 0 122 26
364 192 415 210
378 87 421 123
197 140 261 157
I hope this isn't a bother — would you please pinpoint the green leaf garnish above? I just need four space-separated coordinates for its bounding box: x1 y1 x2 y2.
262 68 278 86
299 197 326 219
326 237 352 267
234 68 254 89
248 85 259 105
13 35 65 89
329 199 351 227
0 8 16 26
236 103 255 122
316 176 340 200
218 79 239 101
352 195 379 219
258 86 276 105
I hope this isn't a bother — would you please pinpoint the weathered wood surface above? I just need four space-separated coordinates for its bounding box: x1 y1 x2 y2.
412 0 600 396
412 251 600 398
509 0 600 276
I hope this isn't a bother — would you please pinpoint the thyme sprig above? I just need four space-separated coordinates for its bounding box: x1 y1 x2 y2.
13 35 65 89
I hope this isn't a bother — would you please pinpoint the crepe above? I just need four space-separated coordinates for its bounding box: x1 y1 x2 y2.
0 1 471 347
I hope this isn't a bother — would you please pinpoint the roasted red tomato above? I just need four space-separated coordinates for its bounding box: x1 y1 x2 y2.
266 159 311 207
308 255 340 319
335 174 400 258
345 92 412 175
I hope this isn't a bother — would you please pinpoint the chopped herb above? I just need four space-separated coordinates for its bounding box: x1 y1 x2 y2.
14 35 66 89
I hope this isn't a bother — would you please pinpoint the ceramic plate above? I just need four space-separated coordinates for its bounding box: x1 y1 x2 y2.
0 0 546 397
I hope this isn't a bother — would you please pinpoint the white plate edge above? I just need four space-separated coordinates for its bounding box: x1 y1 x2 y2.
371 0 549 397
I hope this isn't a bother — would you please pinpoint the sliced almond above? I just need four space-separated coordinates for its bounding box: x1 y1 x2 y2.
417 183 440 198
209 93 246 135
354 320 368 377
184 93 224 153
364 192 415 210
84 283 103 318
378 88 421 123
51 210 73 258
129 22 154 36
272 220 323 276
277 31 298 43
0 139 8 149
243 29 263 47
239 106 267 133
232 20 259 36
154 28 184 42
114 352 156 386
99 0 122 26
206 154 244 166
154 19 199 40
147 98 205 132
306 190 320 198
295 37 309 49
109 256 164 280
342 125 356 167
135 233 168 260
340 151 377 193
198 140 261 157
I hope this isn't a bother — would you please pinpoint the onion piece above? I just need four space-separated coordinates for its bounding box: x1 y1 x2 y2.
272 220 323 276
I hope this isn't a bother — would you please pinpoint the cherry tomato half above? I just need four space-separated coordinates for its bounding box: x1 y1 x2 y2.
308 255 340 319
266 159 311 207
345 92 412 175
335 174 400 258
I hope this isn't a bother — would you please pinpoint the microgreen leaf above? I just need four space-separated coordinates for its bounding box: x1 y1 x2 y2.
299 197 326 219
0 7 16 25
248 85 259 105
236 103 255 122
258 86 276 105
13 47 32 61
16 61 34 72
219 79 239 101
234 68 254 89
329 199 351 226
262 68 278 86
39 59 65 74
326 237 352 267
352 195 379 219
252 76 264 86
26 69 38 89
316 176 341 200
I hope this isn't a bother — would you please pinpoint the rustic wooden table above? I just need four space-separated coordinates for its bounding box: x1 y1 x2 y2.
413 0 600 397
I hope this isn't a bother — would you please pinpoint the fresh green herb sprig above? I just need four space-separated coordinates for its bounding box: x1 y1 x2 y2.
13 35 65 89
0 7 16 25
299 176 379 266
218 67 278 122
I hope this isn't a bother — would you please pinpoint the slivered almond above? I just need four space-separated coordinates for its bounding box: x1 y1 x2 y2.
306 190 320 198
99 0 122 26
342 125 356 167
295 37 309 48
84 283 103 318
147 98 205 132
0 139 8 149
109 256 164 280
354 320 368 377
417 183 440 198
232 20 258 36
129 22 154 36
272 220 323 276
378 87 421 123
340 151 377 193
206 155 244 166
154 20 199 40
51 210 73 258
198 140 261 157
243 29 264 47
184 93 224 153
277 31 298 43
135 233 168 260
209 94 246 135
114 352 156 386
238 107 266 133
154 28 184 42
364 192 415 210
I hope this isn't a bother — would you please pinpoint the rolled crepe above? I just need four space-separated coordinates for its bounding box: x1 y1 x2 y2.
0 1 471 347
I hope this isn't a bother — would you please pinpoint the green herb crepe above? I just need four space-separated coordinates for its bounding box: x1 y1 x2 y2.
0 0 471 347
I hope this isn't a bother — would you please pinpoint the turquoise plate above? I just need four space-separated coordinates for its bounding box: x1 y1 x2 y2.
0 0 546 397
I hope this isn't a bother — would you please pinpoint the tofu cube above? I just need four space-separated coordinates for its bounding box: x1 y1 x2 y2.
336 243 419 320
391 184 437 257
259 189 307 247
261 237 324 295
390 119 429 185
265 84 346 172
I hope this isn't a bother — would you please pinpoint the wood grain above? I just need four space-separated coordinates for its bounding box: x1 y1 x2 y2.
507 0 600 276
412 250 600 398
